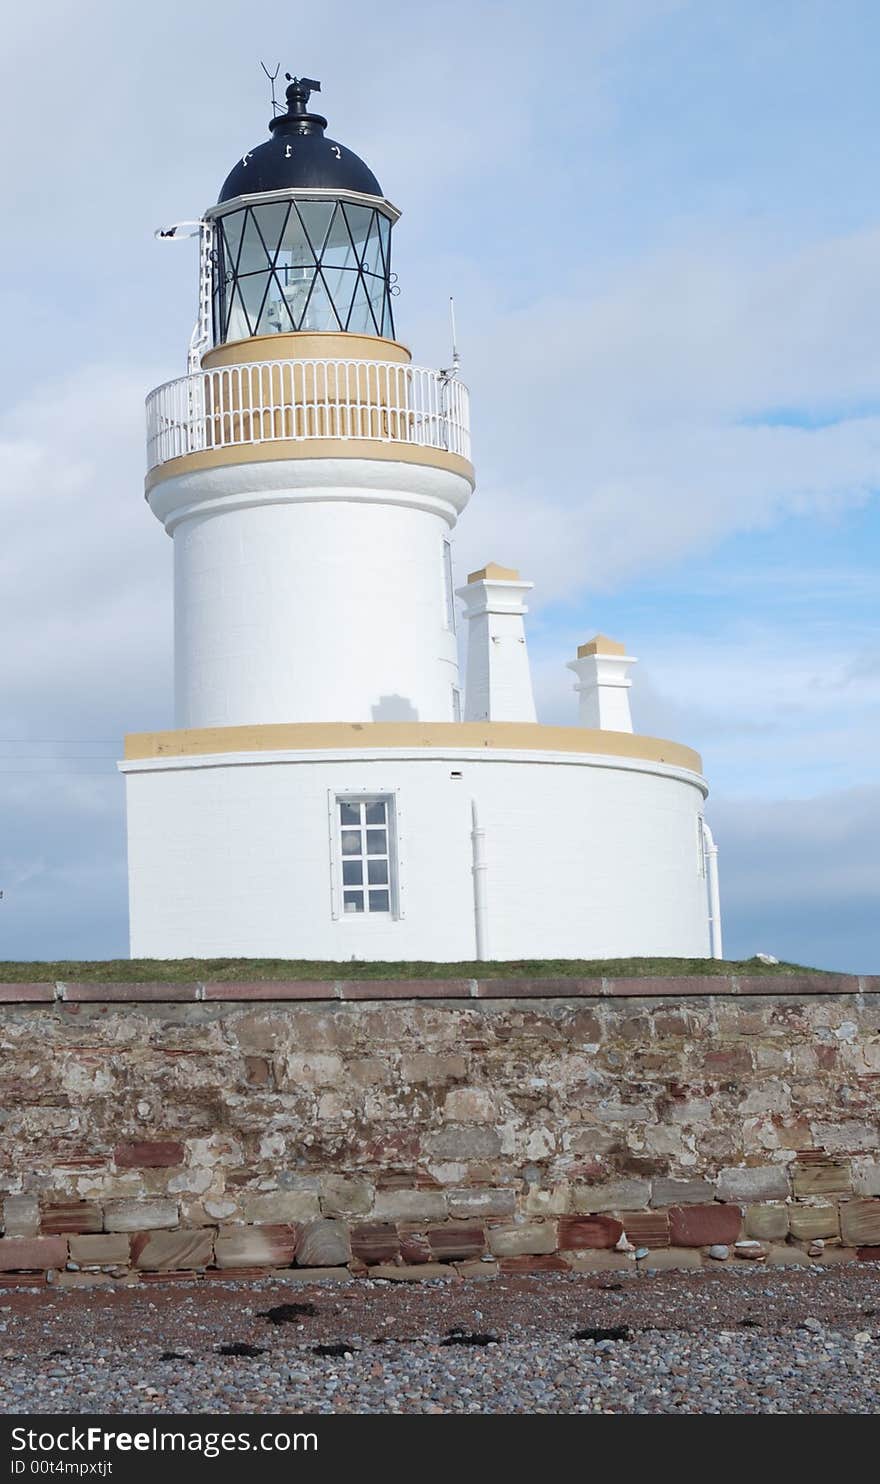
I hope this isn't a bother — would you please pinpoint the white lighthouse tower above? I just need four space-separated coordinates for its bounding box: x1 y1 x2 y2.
121 74 722 961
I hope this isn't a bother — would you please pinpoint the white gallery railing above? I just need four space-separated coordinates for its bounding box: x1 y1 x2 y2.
146 358 471 471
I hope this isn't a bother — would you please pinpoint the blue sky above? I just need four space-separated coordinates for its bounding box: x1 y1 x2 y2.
0 0 877 968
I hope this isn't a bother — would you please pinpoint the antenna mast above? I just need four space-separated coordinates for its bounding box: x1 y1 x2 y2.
260 60 282 116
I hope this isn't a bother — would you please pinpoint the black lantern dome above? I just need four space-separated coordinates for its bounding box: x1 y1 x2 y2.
210 76 396 344
219 76 382 202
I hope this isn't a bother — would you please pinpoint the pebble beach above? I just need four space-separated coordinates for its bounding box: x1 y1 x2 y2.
2 1265 879 1415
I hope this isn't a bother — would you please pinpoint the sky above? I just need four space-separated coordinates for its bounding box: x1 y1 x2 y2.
0 0 877 969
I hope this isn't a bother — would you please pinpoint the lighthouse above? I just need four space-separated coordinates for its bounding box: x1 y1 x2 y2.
121 74 722 962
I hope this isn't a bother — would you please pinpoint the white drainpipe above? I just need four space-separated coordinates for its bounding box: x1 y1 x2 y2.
702 820 723 960
470 799 489 961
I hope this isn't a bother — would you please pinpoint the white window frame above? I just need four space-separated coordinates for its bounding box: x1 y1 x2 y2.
328 789 404 921
696 814 707 877
451 684 462 721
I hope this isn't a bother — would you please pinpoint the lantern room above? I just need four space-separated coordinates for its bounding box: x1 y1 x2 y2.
205 76 398 345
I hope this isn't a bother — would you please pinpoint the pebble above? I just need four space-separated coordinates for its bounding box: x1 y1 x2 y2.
708 1246 730 1261
0 1266 878 1414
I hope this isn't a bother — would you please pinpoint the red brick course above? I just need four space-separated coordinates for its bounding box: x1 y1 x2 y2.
115 1141 185 1169
557 1215 624 1250
669 1204 743 1247
0 1237 68 1271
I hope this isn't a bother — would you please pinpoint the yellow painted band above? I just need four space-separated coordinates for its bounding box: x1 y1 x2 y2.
201 332 412 368
145 441 475 493
124 721 702 773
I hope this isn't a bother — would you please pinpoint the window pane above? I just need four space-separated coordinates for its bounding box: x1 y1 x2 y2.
339 801 360 826
368 889 390 913
366 274 387 336
252 202 292 261
359 213 381 274
364 801 386 825
343 891 364 913
299 272 342 332
320 203 359 268
346 274 379 335
367 858 388 886
220 210 247 273
341 830 361 855
366 829 387 855
341 203 372 250
237 270 271 335
237 209 273 276
259 270 299 333
296 199 335 255
275 208 314 277
377 212 391 271
343 860 363 886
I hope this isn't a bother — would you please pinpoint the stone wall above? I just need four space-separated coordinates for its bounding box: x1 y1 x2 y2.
1 975 879 1283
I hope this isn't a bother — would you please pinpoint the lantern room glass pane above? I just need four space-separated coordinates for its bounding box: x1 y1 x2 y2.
214 200 394 344
237 210 272 276
252 202 291 261
320 204 360 269
296 199 336 256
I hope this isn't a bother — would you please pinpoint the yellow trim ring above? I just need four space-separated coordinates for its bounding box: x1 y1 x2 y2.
124 720 702 773
145 441 475 493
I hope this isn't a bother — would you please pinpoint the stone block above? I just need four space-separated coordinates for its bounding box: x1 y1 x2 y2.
372 1190 447 1222
349 1223 400 1265
839 1200 880 1246
132 1229 215 1271
745 1205 789 1240
319 1175 374 1217
487 1222 558 1257
856 1246 880 1261
0 1236 68 1271
569 1179 651 1213
812 1121 878 1153
792 1160 852 1197
115 1141 184 1169
852 1159 880 1197
668 1204 742 1247
788 1205 840 1241
104 1200 179 1233
2 1196 40 1238
618 1210 669 1248
651 1178 715 1206
564 1251 635 1272
427 1223 486 1261
716 1166 790 1202
214 1224 298 1269
641 1247 704 1271
443 1087 495 1122
398 1230 432 1264
281 1052 344 1088
296 1219 351 1267
557 1214 624 1250
400 1054 468 1084
424 1127 501 1159
454 1260 500 1280
69 1233 131 1266
447 1188 516 1219
241 1191 321 1224
499 1254 570 1272
41 1202 103 1235
367 1264 455 1281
